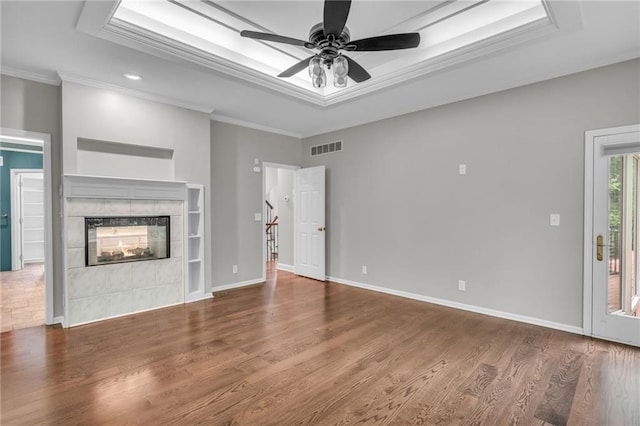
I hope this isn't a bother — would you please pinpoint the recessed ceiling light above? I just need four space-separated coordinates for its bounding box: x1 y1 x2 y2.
124 73 142 81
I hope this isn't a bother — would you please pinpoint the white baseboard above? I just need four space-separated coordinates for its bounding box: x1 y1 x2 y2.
68 302 184 328
327 276 584 336
185 293 214 303
53 316 66 327
211 277 265 293
276 263 294 273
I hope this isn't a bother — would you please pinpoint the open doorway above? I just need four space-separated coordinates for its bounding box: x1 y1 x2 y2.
0 129 53 332
263 163 298 280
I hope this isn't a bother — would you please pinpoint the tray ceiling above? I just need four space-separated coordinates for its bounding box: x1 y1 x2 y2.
85 0 553 105
1 1 638 137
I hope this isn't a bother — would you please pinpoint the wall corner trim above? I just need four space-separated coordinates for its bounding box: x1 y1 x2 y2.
276 263 294 273
211 277 265 293
210 114 302 139
185 293 214 303
327 276 585 336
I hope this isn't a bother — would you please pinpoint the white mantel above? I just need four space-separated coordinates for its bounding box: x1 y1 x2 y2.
63 174 186 200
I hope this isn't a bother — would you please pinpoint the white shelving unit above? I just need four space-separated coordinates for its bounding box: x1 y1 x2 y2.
185 184 206 301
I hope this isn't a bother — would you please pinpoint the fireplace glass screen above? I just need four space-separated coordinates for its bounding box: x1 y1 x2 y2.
85 216 170 266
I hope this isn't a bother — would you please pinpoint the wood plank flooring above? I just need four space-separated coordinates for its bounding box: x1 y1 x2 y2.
0 263 45 332
1 268 639 425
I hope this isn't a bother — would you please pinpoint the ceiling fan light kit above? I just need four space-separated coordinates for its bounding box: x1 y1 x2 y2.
240 0 420 90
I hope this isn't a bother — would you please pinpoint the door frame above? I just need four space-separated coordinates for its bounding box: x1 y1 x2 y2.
261 162 299 281
1 128 54 325
10 169 44 270
583 123 640 337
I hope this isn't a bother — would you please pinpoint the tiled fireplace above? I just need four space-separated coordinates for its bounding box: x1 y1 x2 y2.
63 175 188 327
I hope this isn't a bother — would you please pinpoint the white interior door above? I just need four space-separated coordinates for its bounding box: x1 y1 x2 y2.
588 126 640 347
294 165 325 281
21 172 45 263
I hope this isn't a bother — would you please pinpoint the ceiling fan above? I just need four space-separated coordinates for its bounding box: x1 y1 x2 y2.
240 0 421 89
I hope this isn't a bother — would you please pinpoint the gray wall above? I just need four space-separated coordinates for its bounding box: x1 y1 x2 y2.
210 121 301 286
0 74 64 317
302 59 640 328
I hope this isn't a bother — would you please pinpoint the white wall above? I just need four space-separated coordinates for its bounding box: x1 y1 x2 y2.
302 59 640 329
61 81 212 290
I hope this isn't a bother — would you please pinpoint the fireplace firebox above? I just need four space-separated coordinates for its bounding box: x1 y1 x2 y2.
85 216 171 266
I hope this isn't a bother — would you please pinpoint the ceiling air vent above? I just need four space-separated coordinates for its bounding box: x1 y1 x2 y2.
311 140 342 156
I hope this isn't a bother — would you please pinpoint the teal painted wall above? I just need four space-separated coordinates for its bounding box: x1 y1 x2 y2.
0 149 43 271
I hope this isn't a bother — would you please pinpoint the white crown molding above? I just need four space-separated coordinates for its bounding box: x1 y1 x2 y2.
57 71 215 114
328 275 584 336
1 66 61 86
325 18 558 105
76 0 572 108
210 113 302 139
101 21 328 107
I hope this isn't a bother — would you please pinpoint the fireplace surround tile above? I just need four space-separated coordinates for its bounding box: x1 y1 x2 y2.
132 260 157 288
155 283 182 307
170 216 182 242
131 200 156 215
64 189 185 327
156 200 182 215
69 295 105 325
105 199 132 215
104 263 133 294
67 218 86 248
67 248 85 269
67 198 105 216
156 257 182 284
132 288 156 311
103 292 133 318
171 241 183 259
68 266 106 299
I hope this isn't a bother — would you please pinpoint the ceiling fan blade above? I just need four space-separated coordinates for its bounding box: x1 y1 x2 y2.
345 56 370 83
348 33 421 51
278 56 315 78
241 30 312 48
323 0 351 37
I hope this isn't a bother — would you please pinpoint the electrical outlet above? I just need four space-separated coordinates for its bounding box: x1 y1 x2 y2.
459 164 467 175
232 265 238 274
362 265 367 274
458 280 466 291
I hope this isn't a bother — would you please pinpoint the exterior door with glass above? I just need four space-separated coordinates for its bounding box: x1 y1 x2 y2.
586 125 640 347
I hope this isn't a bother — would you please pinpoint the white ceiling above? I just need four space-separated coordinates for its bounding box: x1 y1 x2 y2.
1 1 639 138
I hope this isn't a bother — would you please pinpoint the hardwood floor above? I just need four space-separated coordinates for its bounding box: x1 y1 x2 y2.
2 268 639 425
0 263 45 332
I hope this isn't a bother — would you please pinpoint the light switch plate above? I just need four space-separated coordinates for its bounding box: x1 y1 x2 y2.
459 164 467 175
254 213 262 221
550 214 560 226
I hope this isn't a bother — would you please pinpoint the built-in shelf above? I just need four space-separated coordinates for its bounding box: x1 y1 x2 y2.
185 184 205 302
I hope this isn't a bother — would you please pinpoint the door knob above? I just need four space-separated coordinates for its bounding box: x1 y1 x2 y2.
317 227 325 232
596 235 605 261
